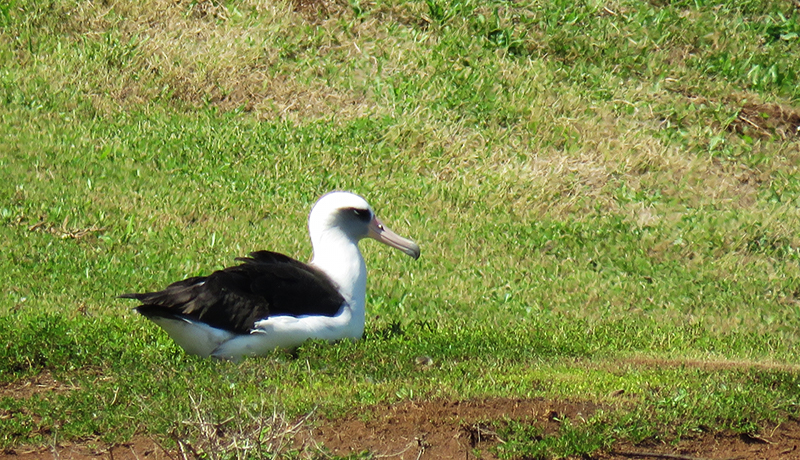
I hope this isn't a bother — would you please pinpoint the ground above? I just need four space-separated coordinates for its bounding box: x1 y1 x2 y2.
301 399 800 459
2 390 799 459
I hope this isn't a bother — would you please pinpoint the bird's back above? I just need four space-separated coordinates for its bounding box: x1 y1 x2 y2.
121 251 346 335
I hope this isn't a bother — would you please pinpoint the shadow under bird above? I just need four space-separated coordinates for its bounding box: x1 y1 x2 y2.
120 191 420 361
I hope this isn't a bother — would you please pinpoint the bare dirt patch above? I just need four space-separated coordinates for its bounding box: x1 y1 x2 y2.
728 102 800 140
297 397 600 459
0 371 78 400
664 87 800 140
2 397 799 459
296 398 800 459
605 422 800 460
0 437 171 460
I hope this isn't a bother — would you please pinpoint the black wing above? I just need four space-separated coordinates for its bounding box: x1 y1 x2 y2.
120 251 345 334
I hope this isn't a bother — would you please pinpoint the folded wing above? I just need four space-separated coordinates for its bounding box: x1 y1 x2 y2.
120 251 345 335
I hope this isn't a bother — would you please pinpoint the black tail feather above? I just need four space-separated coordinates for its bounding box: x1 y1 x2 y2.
135 305 180 320
118 293 143 300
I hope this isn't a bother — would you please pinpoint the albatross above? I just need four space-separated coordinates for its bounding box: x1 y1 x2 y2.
120 191 420 360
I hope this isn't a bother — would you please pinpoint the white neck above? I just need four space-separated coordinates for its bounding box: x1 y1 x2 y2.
309 229 367 329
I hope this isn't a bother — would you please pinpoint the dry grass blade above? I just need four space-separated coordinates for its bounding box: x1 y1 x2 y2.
26 218 104 240
172 394 315 459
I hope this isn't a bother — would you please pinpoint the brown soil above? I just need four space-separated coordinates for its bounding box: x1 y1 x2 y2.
3 366 800 459
0 371 79 400
297 398 800 460
606 426 800 460
297 397 600 459
4 398 799 460
0 437 171 460
727 102 800 139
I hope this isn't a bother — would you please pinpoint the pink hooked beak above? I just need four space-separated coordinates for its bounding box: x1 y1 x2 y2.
367 217 421 259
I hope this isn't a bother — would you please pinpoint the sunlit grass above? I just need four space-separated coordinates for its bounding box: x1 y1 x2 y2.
2 0 800 457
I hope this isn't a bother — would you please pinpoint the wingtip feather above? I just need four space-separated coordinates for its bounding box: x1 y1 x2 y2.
118 293 140 300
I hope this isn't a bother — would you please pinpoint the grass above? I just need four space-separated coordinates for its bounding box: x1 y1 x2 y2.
2 0 800 457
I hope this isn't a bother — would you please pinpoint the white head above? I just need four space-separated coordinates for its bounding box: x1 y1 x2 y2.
308 191 420 259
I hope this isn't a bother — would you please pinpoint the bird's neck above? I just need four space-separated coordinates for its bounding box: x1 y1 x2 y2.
310 230 367 314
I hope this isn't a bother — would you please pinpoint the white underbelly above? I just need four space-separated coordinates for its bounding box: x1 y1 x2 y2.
211 304 363 360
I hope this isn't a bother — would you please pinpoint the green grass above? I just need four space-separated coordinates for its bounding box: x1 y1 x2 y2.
2 0 800 458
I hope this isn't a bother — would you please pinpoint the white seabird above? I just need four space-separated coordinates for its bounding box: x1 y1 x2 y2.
120 191 420 360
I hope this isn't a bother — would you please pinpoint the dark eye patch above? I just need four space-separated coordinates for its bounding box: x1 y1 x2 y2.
349 208 372 222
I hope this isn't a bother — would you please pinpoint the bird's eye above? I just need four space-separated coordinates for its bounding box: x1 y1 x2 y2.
351 208 371 222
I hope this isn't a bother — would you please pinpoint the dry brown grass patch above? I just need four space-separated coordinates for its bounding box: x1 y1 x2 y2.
615 356 800 374
55 0 381 120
